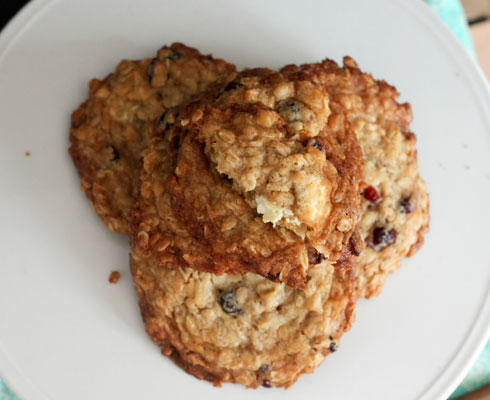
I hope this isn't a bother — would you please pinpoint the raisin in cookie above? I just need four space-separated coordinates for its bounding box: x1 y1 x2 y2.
282 57 429 297
132 67 363 289
69 43 236 234
130 239 356 388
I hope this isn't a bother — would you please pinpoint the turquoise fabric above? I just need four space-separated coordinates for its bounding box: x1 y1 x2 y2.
0 381 15 400
0 1 484 399
425 0 476 55
450 340 490 398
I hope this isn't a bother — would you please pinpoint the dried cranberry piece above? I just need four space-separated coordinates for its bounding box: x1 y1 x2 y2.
276 99 303 122
329 341 338 352
222 80 244 92
308 248 326 265
363 186 381 203
400 197 415 213
168 51 183 61
311 140 325 151
372 227 397 246
110 146 119 162
218 289 242 316
262 380 272 388
301 139 324 152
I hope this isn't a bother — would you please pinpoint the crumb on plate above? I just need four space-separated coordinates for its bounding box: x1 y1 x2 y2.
108 270 120 284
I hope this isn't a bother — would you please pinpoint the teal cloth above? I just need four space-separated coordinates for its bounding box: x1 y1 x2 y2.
450 340 490 398
0 1 483 399
0 382 15 400
425 0 476 55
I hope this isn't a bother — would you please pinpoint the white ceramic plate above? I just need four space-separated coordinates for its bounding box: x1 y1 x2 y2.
1 0 489 399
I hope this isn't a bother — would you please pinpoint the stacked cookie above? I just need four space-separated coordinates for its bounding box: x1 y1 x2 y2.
69 43 429 388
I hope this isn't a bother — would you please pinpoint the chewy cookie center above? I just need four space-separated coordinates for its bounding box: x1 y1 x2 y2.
186 73 339 241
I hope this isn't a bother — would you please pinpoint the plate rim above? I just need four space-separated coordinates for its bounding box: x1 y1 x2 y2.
0 0 489 399
394 0 490 398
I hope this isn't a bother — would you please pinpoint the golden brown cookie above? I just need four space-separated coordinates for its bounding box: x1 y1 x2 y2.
282 57 429 298
131 67 363 289
130 238 356 388
69 43 236 234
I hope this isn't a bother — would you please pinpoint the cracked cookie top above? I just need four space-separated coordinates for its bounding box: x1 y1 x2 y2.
132 67 363 288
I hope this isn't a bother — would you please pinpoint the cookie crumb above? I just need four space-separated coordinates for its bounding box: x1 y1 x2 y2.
464 164 470 170
108 271 120 284
25 152 31 156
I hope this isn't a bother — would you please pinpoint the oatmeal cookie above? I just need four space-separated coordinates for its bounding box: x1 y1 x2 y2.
282 57 429 297
69 43 236 234
132 67 363 288
130 239 356 388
